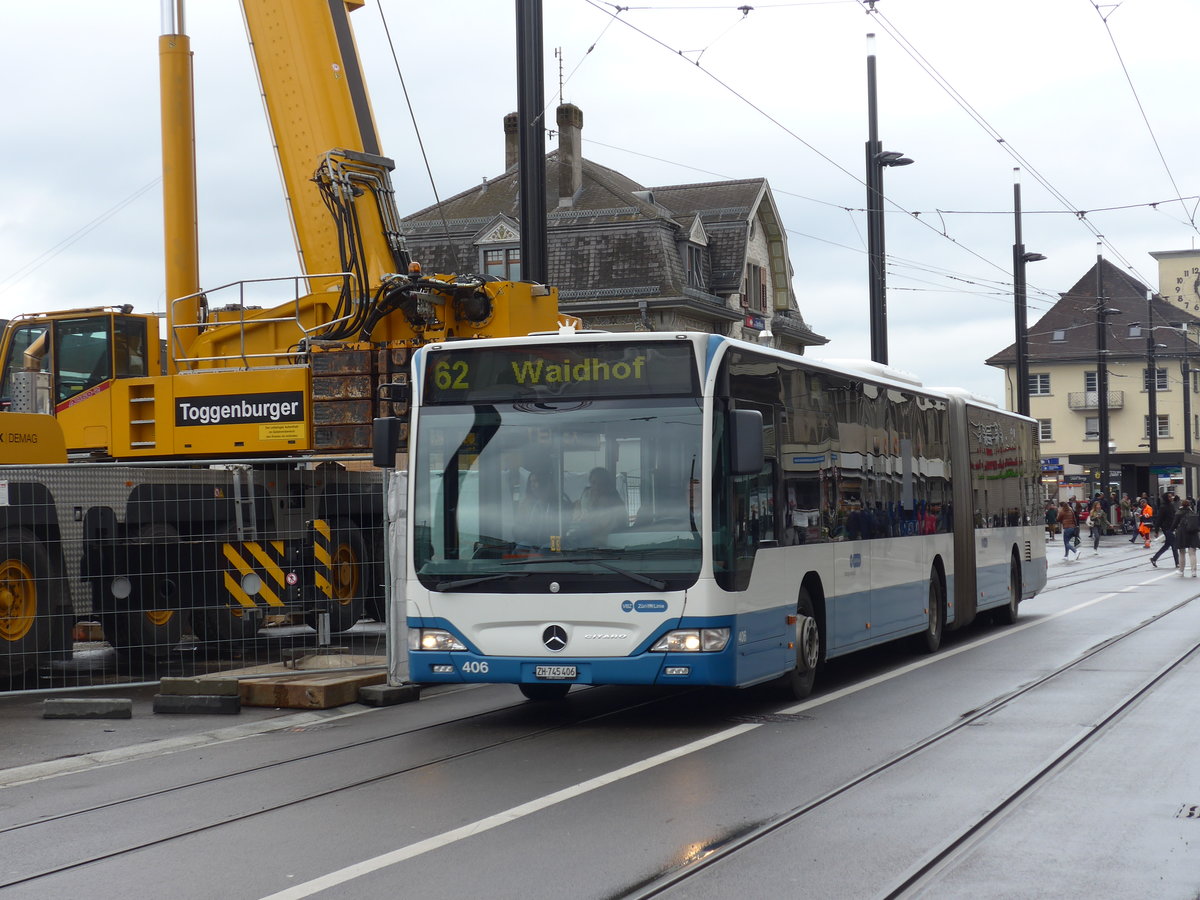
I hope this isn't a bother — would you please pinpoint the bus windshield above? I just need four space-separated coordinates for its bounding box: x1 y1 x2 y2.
412 397 704 592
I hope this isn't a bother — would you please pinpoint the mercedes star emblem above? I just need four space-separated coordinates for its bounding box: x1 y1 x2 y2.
542 625 568 652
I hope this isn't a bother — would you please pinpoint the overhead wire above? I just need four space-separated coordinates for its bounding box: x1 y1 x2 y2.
1087 0 1198 237
374 0 471 273
0 177 161 297
864 2 1155 286
579 0 1076 301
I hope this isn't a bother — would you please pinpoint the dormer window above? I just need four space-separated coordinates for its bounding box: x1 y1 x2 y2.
484 247 521 280
685 244 705 288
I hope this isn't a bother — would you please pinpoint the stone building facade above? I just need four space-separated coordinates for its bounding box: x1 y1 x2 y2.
399 104 826 356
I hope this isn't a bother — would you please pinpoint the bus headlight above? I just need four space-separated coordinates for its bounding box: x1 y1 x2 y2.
650 628 730 653
409 628 467 651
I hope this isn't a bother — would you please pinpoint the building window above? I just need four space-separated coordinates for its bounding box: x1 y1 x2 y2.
1084 371 1097 392
483 247 521 280
1144 414 1170 439
1143 367 1169 392
1029 373 1051 395
1052 329 1066 342
1038 419 1053 441
744 264 766 312
686 245 705 288
1129 324 1142 338
1085 416 1099 440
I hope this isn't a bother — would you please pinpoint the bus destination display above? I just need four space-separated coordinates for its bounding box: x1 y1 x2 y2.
423 341 698 404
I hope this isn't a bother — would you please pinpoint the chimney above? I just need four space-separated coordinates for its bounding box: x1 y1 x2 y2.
504 111 519 170
556 103 583 207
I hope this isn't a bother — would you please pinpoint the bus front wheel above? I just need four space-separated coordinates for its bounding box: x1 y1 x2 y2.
519 683 571 701
781 588 823 700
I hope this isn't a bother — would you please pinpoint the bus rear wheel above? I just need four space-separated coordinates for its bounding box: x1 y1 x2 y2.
781 587 822 700
519 683 572 701
915 570 945 653
995 555 1021 625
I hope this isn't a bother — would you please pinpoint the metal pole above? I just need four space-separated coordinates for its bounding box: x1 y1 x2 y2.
865 34 887 365
1146 290 1158 458
1184 325 1193 498
1013 169 1030 417
515 0 548 284
1097 250 1110 499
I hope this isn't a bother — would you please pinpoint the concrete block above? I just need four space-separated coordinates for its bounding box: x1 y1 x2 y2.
43 698 133 719
153 693 242 715
159 677 240 697
358 683 421 707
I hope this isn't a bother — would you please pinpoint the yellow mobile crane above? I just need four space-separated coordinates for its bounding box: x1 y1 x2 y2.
0 1 566 682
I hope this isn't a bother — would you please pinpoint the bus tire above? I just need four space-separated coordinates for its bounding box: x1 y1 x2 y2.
781 587 823 700
519 682 572 701
995 554 1021 625
915 569 945 653
0 529 59 682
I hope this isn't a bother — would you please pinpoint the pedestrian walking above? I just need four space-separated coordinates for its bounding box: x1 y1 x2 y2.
1175 499 1200 577
1088 499 1108 555
1044 500 1058 543
1136 497 1154 549
1149 492 1178 568
1057 501 1080 561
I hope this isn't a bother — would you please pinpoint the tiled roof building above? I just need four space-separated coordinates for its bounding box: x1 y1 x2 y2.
987 255 1200 499
400 104 826 355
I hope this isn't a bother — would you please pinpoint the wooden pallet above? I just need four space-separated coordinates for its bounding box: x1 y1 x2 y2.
194 655 388 710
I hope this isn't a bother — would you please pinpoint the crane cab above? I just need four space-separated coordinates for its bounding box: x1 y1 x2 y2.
0 307 161 456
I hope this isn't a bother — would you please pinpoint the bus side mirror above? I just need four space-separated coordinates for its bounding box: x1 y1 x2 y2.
730 409 764 476
372 416 403 468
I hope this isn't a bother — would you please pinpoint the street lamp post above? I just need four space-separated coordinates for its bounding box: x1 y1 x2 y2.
1184 325 1194 497
865 33 912 366
1096 250 1116 500
1146 291 1159 459
1012 168 1046 418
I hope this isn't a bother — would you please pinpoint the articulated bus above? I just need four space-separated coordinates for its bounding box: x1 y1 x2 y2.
400 330 1047 700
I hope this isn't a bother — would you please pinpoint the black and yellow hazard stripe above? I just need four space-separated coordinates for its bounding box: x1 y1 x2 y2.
222 539 289 609
312 519 333 601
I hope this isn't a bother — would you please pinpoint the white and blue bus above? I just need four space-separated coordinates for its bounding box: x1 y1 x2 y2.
400 331 1047 700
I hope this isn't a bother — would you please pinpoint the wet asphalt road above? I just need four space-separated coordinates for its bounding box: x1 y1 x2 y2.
2 535 1199 899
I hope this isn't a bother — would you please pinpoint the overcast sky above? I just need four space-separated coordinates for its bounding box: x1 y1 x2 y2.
2 0 1197 401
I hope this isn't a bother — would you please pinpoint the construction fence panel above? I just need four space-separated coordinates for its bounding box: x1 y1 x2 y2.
0 458 389 696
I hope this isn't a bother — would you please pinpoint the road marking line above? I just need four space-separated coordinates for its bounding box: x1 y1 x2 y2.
259 724 760 900
260 591 1138 899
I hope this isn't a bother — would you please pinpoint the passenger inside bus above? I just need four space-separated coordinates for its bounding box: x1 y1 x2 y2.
514 467 561 550
569 467 626 547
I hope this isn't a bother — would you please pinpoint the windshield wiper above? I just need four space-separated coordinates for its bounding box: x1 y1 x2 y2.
434 572 531 591
514 553 669 590
592 561 667 591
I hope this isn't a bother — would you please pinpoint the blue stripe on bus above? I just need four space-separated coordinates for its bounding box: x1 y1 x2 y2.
408 557 1022 690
